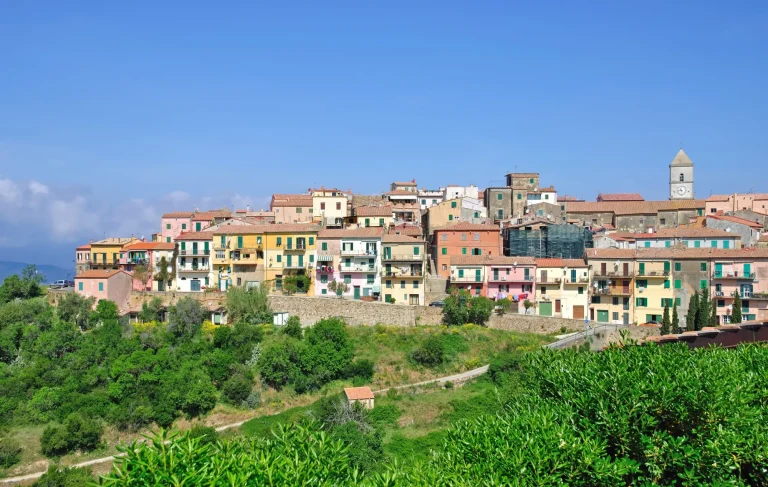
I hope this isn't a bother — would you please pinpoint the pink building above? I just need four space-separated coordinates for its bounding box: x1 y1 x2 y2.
75 244 91 274
118 242 176 291
315 228 383 299
271 194 314 224
711 249 768 323
706 193 768 216
160 212 194 243
75 269 133 308
448 255 536 302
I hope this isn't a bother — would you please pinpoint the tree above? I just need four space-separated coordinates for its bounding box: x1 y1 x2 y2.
56 293 96 330
283 316 303 339
686 293 698 332
63 413 102 451
697 288 709 331
732 293 742 323
155 256 172 288
327 280 349 298
34 465 94 487
221 374 252 404
40 424 70 457
442 290 494 326
412 335 445 367
660 304 670 335
167 297 205 339
139 297 164 323
283 275 311 295
0 265 45 304
132 264 152 292
672 305 680 333
0 437 21 468
226 286 272 324
711 297 718 326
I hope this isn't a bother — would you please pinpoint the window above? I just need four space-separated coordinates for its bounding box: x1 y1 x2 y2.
664 280 670 289
413 246 419 255
700 263 707 272
322 289 327 295
322 242 328 251
98 282 104 292
400 280 405 288
320 274 328 284
545 194 549 200
665 240 671 248
379 218 384 226
472 248 481 256
636 297 648 307
474 211 479 218
386 280 392 288
344 275 351 284
441 233 447 241
309 254 314 264
679 173 684 182
413 281 419 289
166 223 171 229
442 248 447 255
497 209 503 218
636 279 648 288
660 218 666 225
712 241 718 248
309 237 314 245
718 299 725 307
497 193 502 200
320 202 326 210
612 312 619 321
723 240 730 249
181 223 186 230
336 202 341 210
674 279 681 289
237 236 243 248
167 237 171 242
451 201 457 208
612 297 619 305
462 248 467 255
578 287 584 294
461 234 467 240
421 199 426 205
385 294 391 302
78 282 83 291
591 296 600 304
675 298 681 306
367 274 375 284
448 215 453 221
257 236 262 245
474 233 480 240
365 218 370 227
517 193 522 200
644 242 651 248
529 178 534 183
700 280 708 289
674 262 682 272
296 207 302 213
276 237 282 246
694 240 701 248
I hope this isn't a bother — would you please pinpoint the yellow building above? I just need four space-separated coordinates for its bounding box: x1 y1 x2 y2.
534 258 589 320
211 225 267 291
587 251 635 325
354 205 394 228
633 256 675 325
381 234 426 305
264 224 321 294
90 237 140 269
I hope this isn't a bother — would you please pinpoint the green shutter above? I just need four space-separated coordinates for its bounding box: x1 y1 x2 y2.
309 237 314 245
700 263 707 272
665 240 671 248
196 222 201 231
664 280 670 289
496 193 502 200
322 242 327 251
462 248 467 255
221 236 226 247
675 262 681 272
639 263 645 275
451 201 457 208
674 279 681 289
379 218 384 226
365 218 370 227
723 240 730 249
448 215 453 221
98 282 103 291
694 240 701 248
287 237 292 248
664 261 670 272
458 269 464 278
413 246 419 255
700 280 707 289
712 241 717 248
181 242 186 251
675 298 681 306
442 248 447 255
475 269 481 282
309 254 314 263
204 242 209 253
744 264 752 276
276 237 282 245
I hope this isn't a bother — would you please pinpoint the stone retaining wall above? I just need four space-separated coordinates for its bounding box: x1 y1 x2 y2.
487 313 584 334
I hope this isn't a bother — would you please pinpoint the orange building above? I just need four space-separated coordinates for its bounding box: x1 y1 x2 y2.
432 222 502 278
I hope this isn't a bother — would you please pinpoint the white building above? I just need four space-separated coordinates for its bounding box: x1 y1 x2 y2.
174 231 214 292
594 228 741 250
315 228 384 300
525 186 558 206
441 184 479 201
311 188 348 228
418 189 445 210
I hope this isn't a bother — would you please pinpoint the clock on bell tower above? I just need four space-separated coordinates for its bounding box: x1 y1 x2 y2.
669 149 694 200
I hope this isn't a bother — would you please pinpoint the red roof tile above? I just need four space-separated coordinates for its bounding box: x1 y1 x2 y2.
122 242 176 251
587 247 768 259
383 234 424 243
392 181 417 186
162 211 195 218
192 210 232 221
597 193 644 202
385 190 419 196
76 269 130 279
434 222 499 232
706 194 731 202
389 224 423 236
707 214 762 229
355 205 392 217
318 228 385 238
566 199 705 216
175 231 216 241
450 256 535 266
76 244 91 250
270 194 313 207
344 386 374 400
536 258 588 268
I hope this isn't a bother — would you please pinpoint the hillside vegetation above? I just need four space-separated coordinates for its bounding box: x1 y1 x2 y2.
97 342 768 486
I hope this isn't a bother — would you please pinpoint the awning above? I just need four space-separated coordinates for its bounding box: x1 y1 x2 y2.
316 254 334 262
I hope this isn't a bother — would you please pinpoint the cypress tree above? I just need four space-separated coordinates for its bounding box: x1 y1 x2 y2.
732 293 743 323
697 289 709 331
686 293 698 332
711 297 718 326
661 304 671 335
672 305 680 333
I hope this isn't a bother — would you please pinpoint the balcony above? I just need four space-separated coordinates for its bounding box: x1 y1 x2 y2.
283 262 310 270
593 270 634 278
538 277 560 285
178 264 210 272
124 258 148 266
341 248 377 257
339 264 378 273
638 270 669 278
488 274 534 283
384 269 423 277
180 249 210 256
606 287 632 296
284 244 307 252
382 254 420 261
563 277 591 285
713 271 756 280
452 275 483 283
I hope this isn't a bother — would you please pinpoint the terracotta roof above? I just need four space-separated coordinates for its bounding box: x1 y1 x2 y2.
261 224 321 234
175 231 216 241
434 222 499 232
536 186 556 192
192 210 232 221
566 199 705 216
707 214 762 229
270 194 313 208
558 195 584 202
91 237 137 246
536 258 588 268
211 224 269 235
318 228 385 238
385 190 419 196
597 193 644 202
311 187 346 194
162 211 195 218
760 234 768 242
344 386 374 400
505 172 539 177
392 181 417 186
76 244 91 250
389 224 423 236
383 234 424 243
609 228 738 239
707 194 731 202
355 205 392 217
450 255 535 266
75 269 129 279
587 247 768 260
122 242 175 251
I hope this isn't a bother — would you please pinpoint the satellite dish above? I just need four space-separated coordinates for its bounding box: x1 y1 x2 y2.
513 261 518 266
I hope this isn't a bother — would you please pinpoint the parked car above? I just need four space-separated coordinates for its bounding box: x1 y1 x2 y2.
52 280 74 288
428 300 445 308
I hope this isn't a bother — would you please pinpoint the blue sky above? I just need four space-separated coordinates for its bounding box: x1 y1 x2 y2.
1 1 767 269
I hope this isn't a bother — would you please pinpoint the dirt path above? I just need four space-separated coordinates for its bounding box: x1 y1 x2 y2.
0 365 491 485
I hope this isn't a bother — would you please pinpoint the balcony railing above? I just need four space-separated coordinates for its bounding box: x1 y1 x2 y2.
538 278 560 284
713 271 756 279
563 277 591 285
638 270 669 278
382 254 420 261
452 276 483 283
488 275 534 283
384 270 423 277
178 265 210 272
124 258 148 266
339 264 378 273
284 244 307 251
341 249 377 257
180 249 211 256
593 270 634 278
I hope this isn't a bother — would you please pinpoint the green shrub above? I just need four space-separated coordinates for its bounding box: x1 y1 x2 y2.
188 425 218 446
282 316 303 339
368 404 401 428
242 391 261 409
344 359 375 381
442 290 494 326
221 374 252 405
0 436 21 468
63 413 102 451
40 424 70 457
411 335 445 367
33 465 94 487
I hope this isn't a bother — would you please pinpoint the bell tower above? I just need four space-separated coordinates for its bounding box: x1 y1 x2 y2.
669 149 694 200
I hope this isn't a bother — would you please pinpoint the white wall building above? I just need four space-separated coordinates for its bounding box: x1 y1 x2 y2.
175 232 214 292
441 185 479 201
418 189 445 210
